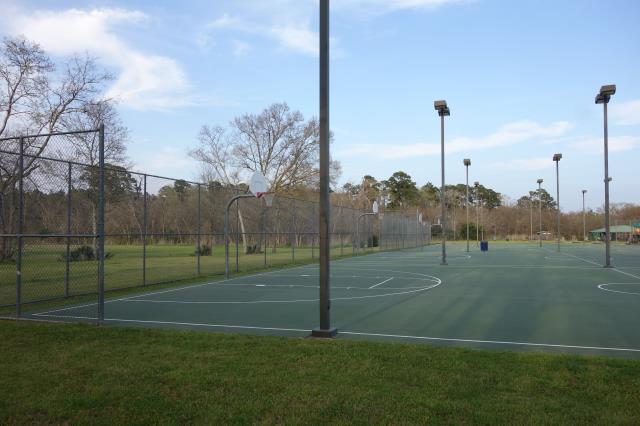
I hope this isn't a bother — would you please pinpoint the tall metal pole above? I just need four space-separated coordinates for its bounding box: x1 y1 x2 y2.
475 183 479 246
479 197 483 241
97 123 105 324
197 183 201 275
538 180 543 247
65 161 72 297
465 162 470 252
555 160 561 252
603 102 612 267
529 199 533 242
16 137 24 318
440 114 447 265
582 190 587 242
142 174 147 286
312 0 336 337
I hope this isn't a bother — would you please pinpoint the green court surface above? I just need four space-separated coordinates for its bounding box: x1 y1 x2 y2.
28 242 640 358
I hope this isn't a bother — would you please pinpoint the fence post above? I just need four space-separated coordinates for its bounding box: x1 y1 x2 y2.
16 137 24 318
97 123 105 324
291 199 295 264
312 203 316 260
65 161 72 297
263 203 267 267
197 183 201 276
143 174 147 286
235 196 239 272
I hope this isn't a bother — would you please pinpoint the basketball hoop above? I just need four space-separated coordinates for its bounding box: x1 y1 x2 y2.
257 192 275 207
249 172 274 206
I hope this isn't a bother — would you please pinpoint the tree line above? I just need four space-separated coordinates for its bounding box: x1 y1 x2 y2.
338 172 639 241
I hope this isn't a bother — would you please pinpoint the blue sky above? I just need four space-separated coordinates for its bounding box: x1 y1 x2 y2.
1 0 639 211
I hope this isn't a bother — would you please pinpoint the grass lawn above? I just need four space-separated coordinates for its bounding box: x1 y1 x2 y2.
1 320 640 424
0 242 375 307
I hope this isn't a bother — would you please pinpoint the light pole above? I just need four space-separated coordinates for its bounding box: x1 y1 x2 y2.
553 153 562 252
435 100 450 265
464 159 471 252
529 195 533 242
312 0 336 338
537 179 543 247
582 189 587 242
474 181 480 246
595 84 616 268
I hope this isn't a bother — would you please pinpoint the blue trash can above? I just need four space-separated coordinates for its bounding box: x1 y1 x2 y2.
480 241 489 252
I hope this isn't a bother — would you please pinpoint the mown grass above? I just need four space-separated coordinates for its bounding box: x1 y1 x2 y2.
0 242 374 307
1 320 639 424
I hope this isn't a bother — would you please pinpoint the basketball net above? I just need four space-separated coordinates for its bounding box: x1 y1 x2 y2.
257 192 275 207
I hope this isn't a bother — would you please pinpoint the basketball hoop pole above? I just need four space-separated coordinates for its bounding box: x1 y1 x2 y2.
312 0 337 338
225 194 255 279
356 212 376 254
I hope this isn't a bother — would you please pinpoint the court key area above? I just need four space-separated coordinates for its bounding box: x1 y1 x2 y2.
31 242 640 358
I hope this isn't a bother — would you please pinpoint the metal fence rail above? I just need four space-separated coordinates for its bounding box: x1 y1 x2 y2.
0 128 429 321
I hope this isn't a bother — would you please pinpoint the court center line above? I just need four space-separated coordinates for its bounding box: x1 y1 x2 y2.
369 277 394 289
26 314 640 354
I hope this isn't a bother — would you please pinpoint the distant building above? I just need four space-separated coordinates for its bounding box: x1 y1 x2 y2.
589 225 634 242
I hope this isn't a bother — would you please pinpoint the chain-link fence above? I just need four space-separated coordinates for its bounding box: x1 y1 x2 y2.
0 128 430 320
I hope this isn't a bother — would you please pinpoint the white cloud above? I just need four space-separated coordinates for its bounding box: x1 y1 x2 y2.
268 25 318 56
570 136 640 154
490 158 553 172
3 8 202 111
232 40 251 56
610 100 640 126
336 0 468 12
135 146 196 179
338 120 573 160
205 14 320 56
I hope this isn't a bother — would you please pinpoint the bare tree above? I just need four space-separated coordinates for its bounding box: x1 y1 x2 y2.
0 36 116 260
192 102 341 191
190 102 342 253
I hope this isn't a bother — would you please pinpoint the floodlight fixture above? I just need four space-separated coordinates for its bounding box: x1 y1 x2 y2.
600 85 616 96
463 158 471 166
595 84 616 104
474 181 479 187
434 100 450 117
553 153 562 162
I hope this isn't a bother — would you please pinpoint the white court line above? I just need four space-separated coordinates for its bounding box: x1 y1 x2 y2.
118 282 440 304
33 259 327 317
550 247 640 281
32 251 439 317
339 331 640 353
30 315 311 333
26 314 640 353
598 283 640 296
369 277 394 289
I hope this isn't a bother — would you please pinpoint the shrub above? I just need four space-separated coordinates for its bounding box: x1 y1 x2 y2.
59 245 115 262
245 244 259 254
195 245 212 256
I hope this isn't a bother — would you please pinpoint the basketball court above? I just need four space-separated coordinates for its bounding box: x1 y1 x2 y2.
28 242 640 358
